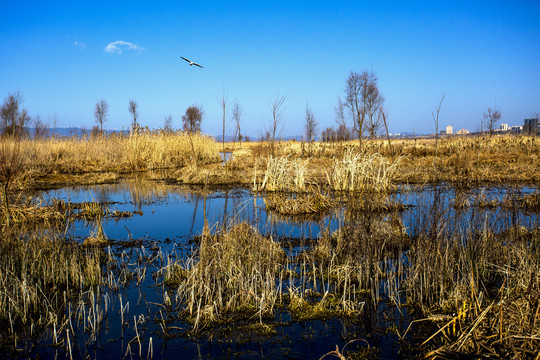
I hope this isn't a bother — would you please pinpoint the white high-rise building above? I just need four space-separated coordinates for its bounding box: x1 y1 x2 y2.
446 125 453 135
500 123 508 131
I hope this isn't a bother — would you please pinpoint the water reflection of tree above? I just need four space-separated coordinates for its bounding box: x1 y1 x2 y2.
95 186 111 206
188 194 200 239
87 177 209 207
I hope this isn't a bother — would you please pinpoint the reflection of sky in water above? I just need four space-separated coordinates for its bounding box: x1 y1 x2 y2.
40 180 337 244
40 180 539 246
27 180 540 359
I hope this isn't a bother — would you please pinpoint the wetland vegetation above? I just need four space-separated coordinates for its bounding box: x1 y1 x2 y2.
0 130 539 359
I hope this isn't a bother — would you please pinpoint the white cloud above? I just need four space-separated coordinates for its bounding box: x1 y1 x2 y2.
74 41 86 50
103 40 144 55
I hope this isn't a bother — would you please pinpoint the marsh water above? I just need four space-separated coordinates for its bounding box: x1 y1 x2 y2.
8 178 540 359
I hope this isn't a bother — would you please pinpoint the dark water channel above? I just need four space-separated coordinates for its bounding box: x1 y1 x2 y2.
10 179 540 359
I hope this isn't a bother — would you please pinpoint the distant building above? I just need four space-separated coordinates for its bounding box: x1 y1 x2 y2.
524 118 539 134
456 128 469 135
500 123 508 131
510 125 523 134
445 125 453 135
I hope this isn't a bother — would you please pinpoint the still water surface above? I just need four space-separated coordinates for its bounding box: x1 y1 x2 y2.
27 178 538 359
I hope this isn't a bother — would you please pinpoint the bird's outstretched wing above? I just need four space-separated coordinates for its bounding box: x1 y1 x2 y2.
180 56 204 68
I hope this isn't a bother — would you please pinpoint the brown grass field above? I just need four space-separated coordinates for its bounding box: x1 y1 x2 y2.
3 132 538 191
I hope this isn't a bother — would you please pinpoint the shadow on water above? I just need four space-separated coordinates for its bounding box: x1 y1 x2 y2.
3 177 539 359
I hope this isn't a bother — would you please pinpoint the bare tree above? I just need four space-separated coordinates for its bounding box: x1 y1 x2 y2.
337 124 352 141
182 105 203 133
232 100 242 148
483 107 502 137
268 94 287 157
379 108 393 155
344 71 363 144
321 127 337 143
182 105 204 160
0 93 28 226
129 99 139 131
51 113 58 137
217 88 229 152
94 99 109 134
163 115 173 133
334 98 352 142
33 115 49 139
432 93 446 167
344 70 383 144
1 92 31 137
304 103 318 155
365 86 384 140
335 97 346 138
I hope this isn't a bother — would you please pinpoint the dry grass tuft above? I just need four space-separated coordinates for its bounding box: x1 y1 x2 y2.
0 233 102 327
326 150 402 192
172 223 284 331
0 198 66 227
254 156 310 192
167 220 370 332
264 192 335 215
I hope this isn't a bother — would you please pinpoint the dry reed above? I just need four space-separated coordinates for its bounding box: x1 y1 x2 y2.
0 232 102 328
11 131 220 189
264 192 335 215
166 220 370 332
254 156 310 192
326 150 402 192
172 223 284 331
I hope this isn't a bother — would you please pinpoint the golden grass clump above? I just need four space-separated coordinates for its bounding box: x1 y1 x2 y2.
0 233 102 326
172 223 285 331
254 156 310 192
264 192 335 215
326 150 401 192
419 233 540 358
124 131 220 171
0 198 66 228
166 221 370 331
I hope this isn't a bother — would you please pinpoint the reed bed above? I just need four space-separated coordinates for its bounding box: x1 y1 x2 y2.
254 151 401 193
0 198 66 228
250 135 540 186
393 189 540 357
254 156 310 192
10 131 220 188
0 196 142 230
167 221 370 332
0 232 102 330
264 192 335 215
4 134 540 192
172 223 285 331
326 150 402 193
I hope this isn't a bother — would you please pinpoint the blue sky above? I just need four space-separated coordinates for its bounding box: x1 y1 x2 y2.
1 1 539 137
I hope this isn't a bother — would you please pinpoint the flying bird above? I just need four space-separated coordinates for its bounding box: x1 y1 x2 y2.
180 56 203 68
